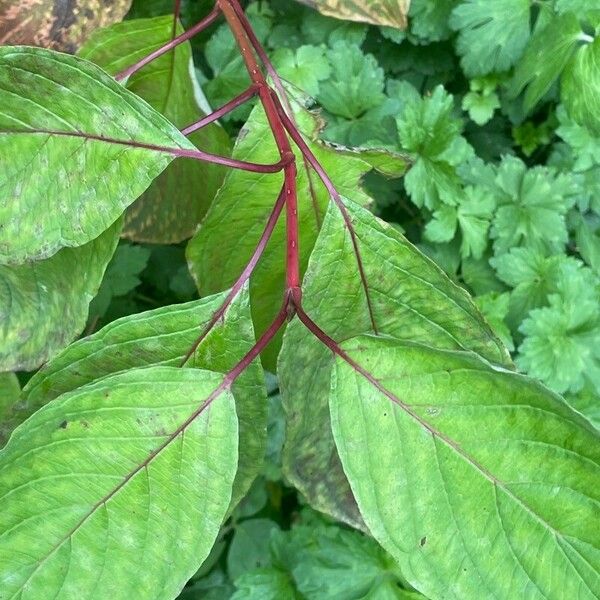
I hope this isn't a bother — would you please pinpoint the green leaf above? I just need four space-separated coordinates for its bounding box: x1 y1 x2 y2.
300 10 368 46
556 105 600 171
425 186 495 259
0 220 121 372
330 335 600 599
517 261 600 395
0 373 20 422
397 85 473 209
278 199 511 528
562 37 600 133
576 218 600 274
490 247 562 327
187 96 402 370
269 508 418 600
79 16 231 243
510 12 582 113
450 0 531 76
232 568 298 600
228 519 280 582
474 291 515 351
408 0 458 43
15 285 265 510
318 41 386 120
486 156 576 254
0 367 238 599
0 46 195 263
565 381 600 430
462 90 500 126
271 45 331 97
88 243 151 318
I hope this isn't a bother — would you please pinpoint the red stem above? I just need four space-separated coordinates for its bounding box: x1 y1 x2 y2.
115 6 221 81
17 127 288 173
218 0 301 294
180 184 287 366
228 0 323 227
181 84 259 135
272 94 379 333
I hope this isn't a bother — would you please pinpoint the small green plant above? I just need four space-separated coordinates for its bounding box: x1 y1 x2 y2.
0 1 598 599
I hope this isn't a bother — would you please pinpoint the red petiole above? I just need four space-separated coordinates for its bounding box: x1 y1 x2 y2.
115 0 375 382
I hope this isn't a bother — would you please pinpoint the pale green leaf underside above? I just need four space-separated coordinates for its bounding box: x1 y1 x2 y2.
0 46 195 263
330 335 600 600
0 366 238 600
279 198 512 529
0 219 121 372
13 285 264 511
78 16 231 243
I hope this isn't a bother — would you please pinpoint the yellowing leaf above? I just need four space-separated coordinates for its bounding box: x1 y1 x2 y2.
297 0 410 29
0 0 132 53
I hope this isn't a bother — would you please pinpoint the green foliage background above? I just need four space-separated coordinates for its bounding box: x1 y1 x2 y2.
118 1 600 596
3 0 599 597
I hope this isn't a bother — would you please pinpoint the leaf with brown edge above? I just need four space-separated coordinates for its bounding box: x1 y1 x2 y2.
278 198 511 530
79 16 232 244
296 0 410 29
0 0 133 53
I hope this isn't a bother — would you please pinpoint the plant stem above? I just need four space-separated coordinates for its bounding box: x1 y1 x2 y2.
271 93 379 333
228 0 322 227
180 185 287 366
115 6 222 82
218 0 301 294
181 85 259 135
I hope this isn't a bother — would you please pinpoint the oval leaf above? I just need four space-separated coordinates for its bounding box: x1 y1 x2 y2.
330 335 600 599
79 16 231 243
0 366 238 599
0 46 195 263
278 198 511 529
11 285 265 511
0 219 121 371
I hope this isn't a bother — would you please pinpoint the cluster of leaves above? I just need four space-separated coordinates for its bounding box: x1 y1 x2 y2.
191 0 600 425
0 1 599 599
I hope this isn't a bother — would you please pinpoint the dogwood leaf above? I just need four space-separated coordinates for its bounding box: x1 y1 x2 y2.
330 335 600 599
0 46 196 263
79 16 231 243
278 199 510 528
0 220 121 372
15 285 265 510
0 367 238 599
